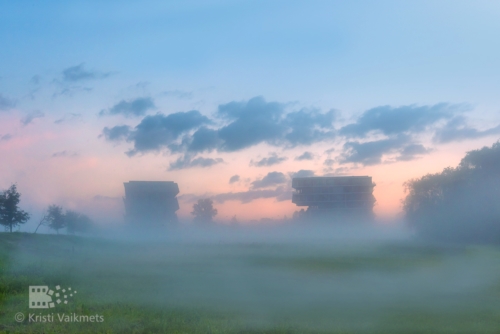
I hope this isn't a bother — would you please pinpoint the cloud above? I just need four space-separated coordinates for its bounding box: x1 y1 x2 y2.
52 150 78 158
290 169 315 178
217 96 286 151
184 127 220 153
52 86 92 98
325 147 336 155
216 97 337 151
229 175 240 184
433 117 500 143
216 98 336 151
54 113 82 124
295 151 314 161
333 103 475 166
125 110 211 155
324 167 355 175
100 97 155 117
181 170 313 204
0 94 16 111
62 63 111 82
339 136 409 165
103 96 338 156
250 153 288 167
212 187 286 204
338 136 431 165
251 171 287 189
283 108 336 146
324 158 335 167
395 144 432 161
21 110 44 125
1 134 12 141
178 186 288 204
168 155 224 170
101 125 132 141
340 103 467 138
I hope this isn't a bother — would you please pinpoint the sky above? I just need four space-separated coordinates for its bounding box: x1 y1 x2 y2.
1 0 500 226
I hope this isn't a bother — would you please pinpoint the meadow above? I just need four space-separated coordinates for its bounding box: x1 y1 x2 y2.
1 226 500 334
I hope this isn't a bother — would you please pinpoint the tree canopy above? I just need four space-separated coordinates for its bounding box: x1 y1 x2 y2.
191 198 218 223
65 210 93 234
35 205 93 234
46 205 66 234
0 184 30 232
403 141 500 243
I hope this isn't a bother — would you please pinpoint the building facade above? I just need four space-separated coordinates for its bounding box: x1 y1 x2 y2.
123 181 179 226
292 176 375 217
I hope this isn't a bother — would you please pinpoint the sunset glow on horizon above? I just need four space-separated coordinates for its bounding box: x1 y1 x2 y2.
2 1 500 228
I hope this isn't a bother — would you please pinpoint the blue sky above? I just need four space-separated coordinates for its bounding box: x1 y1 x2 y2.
1 0 500 224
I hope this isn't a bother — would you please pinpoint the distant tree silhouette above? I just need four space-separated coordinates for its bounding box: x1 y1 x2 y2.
0 184 30 232
191 198 217 223
46 205 66 234
65 210 92 234
403 141 500 243
34 213 49 234
34 206 93 234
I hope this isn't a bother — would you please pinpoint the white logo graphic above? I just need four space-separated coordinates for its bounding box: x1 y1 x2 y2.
29 285 77 309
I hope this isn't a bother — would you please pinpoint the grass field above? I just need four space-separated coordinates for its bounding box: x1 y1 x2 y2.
1 228 500 333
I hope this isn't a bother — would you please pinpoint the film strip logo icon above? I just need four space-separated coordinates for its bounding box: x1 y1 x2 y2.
29 285 77 309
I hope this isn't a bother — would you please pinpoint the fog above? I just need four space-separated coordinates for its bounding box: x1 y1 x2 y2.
6 217 500 332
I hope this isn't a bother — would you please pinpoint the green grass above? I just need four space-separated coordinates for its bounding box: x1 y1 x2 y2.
0 233 242 334
1 232 500 333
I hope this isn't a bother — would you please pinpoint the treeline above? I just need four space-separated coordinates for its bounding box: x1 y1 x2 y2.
0 184 93 234
403 141 500 243
34 205 93 234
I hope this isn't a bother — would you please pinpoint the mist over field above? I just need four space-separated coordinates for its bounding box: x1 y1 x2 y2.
2 218 500 333
3 1 500 332
3 142 500 333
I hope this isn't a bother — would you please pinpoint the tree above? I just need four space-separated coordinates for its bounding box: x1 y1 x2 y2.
0 184 30 232
191 198 217 223
65 210 92 234
34 213 49 234
403 141 500 243
46 205 66 234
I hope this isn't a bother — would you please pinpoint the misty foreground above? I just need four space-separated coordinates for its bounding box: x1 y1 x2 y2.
1 226 500 334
